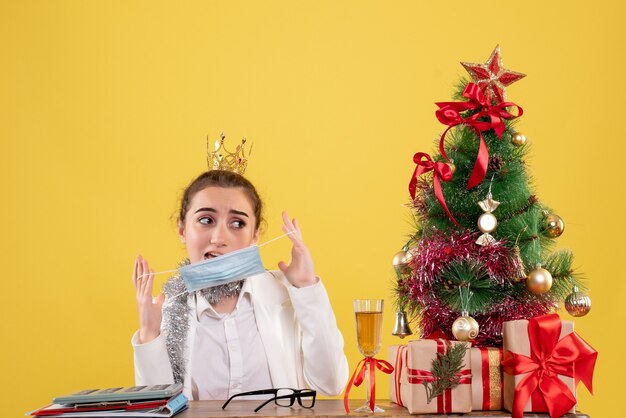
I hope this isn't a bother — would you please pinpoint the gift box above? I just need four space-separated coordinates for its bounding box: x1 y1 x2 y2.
389 344 408 406
398 339 472 414
470 347 503 410
502 314 597 418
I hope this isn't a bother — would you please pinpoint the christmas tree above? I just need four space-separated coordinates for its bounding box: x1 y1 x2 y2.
394 46 591 347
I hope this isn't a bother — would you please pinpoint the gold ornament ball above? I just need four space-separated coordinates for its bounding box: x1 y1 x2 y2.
392 250 412 274
543 214 565 238
448 161 456 175
565 289 592 317
477 212 498 233
511 132 527 146
451 315 479 341
526 267 553 294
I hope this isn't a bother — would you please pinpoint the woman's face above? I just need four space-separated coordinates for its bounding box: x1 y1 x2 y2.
178 186 259 263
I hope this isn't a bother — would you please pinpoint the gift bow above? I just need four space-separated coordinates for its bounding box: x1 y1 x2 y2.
435 82 523 189
408 152 460 227
502 314 598 418
343 357 394 413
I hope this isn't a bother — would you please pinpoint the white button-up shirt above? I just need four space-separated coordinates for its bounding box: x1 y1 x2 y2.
190 281 272 400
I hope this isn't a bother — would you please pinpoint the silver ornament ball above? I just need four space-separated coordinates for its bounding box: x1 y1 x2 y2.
565 287 592 317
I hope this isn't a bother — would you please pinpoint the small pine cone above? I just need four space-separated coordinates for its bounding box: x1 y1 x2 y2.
488 155 504 172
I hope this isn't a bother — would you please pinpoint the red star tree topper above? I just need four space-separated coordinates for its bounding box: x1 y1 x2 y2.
461 45 526 104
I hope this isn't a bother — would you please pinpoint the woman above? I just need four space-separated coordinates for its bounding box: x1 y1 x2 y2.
131 170 348 400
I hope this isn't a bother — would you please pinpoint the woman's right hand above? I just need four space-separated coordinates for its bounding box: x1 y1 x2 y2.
132 255 165 344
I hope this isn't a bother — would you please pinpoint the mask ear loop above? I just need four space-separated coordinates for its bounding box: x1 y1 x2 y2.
136 230 298 302
258 230 296 247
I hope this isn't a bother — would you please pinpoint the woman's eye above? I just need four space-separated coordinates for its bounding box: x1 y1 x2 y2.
231 219 246 229
199 216 213 225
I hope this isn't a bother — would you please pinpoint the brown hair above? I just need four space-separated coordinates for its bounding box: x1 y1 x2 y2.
178 170 263 230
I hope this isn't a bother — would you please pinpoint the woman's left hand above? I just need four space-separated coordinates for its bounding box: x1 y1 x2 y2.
278 211 318 288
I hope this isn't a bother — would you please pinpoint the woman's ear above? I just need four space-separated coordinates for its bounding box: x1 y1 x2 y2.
178 220 186 244
252 228 260 244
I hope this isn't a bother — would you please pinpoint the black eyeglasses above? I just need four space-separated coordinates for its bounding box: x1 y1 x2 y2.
222 388 316 412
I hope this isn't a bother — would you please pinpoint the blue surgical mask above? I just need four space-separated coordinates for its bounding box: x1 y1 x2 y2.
179 245 266 293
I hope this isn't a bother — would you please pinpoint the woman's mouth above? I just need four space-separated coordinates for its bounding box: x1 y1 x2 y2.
204 252 222 260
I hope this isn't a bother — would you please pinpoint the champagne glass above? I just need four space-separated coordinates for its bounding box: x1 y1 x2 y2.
353 299 384 413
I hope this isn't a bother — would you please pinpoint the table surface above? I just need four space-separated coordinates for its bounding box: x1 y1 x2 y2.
177 399 589 418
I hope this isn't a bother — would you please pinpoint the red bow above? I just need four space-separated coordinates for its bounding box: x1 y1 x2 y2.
502 314 597 418
408 152 459 227
343 357 394 413
435 83 523 189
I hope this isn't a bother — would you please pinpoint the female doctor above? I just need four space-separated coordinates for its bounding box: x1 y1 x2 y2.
131 169 349 400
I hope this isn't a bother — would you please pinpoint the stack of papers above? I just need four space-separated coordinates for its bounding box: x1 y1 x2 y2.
27 384 188 417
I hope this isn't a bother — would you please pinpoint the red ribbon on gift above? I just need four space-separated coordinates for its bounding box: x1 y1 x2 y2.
435 82 523 189
408 152 460 227
406 339 472 413
343 357 394 413
502 314 598 418
478 347 503 410
393 346 408 406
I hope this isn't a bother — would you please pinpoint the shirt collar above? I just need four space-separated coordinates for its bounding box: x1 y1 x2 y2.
195 280 254 320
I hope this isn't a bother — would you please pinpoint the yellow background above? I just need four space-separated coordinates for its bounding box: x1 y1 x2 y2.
1 1 623 417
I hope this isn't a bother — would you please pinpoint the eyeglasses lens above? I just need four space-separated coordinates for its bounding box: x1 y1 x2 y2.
275 389 295 407
298 393 315 408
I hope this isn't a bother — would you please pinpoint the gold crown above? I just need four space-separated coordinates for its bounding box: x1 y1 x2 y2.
206 133 252 174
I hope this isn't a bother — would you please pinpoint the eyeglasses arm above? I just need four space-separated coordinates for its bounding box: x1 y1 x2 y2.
221 389 278 409
253 398 274 413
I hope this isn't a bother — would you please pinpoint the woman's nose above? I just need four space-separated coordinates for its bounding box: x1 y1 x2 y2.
209 222 227 246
